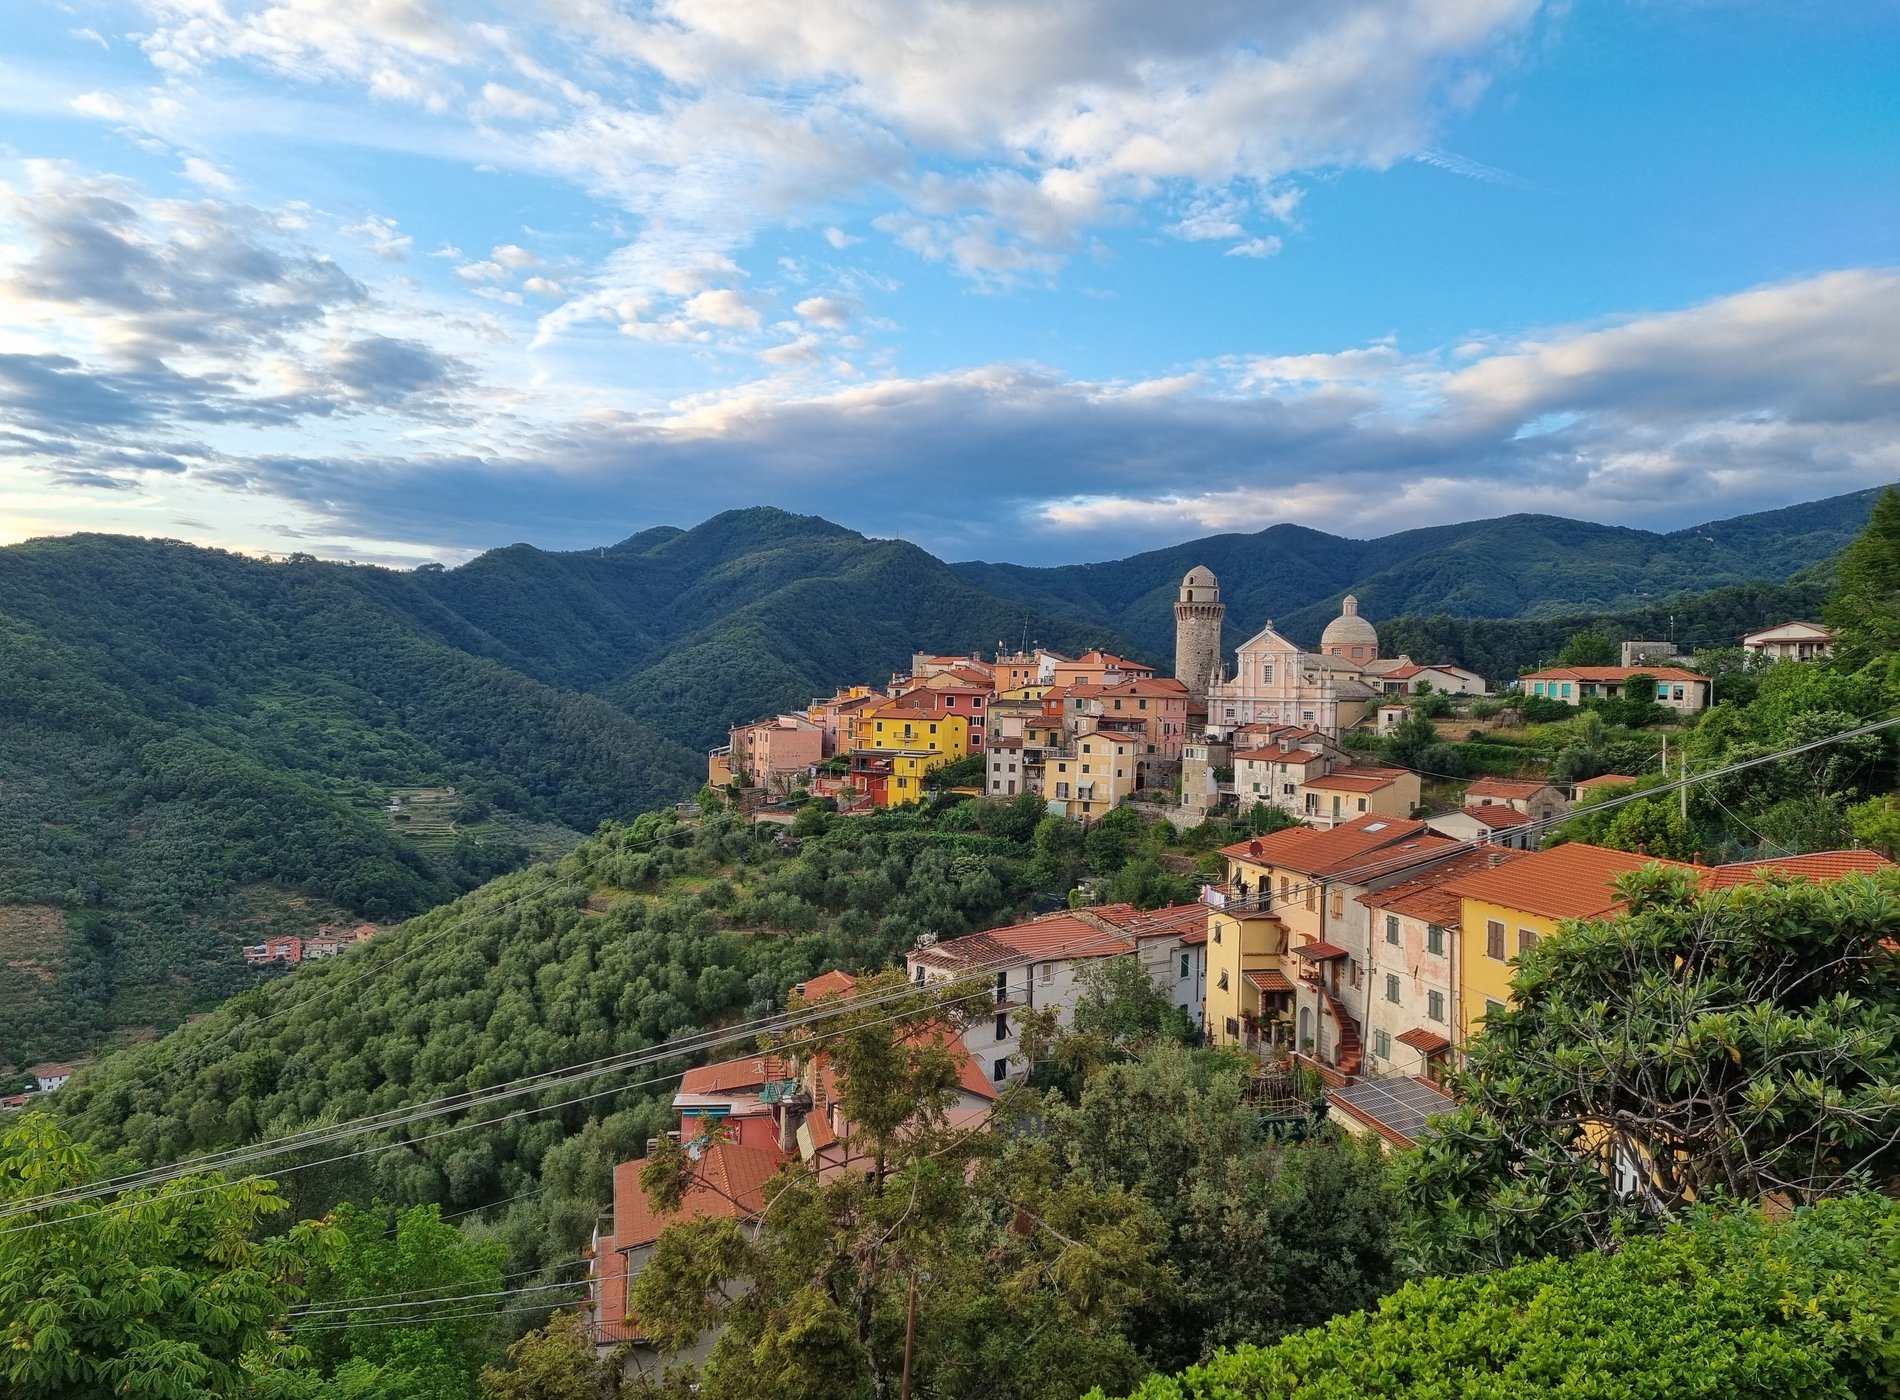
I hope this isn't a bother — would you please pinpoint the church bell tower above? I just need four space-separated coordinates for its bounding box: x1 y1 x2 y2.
1174 565 1225 706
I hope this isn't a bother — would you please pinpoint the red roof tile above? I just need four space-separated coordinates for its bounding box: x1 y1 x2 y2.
1572 773 1640 791
1703 850 1893 888
1464 777 1553 800
1461 804 1532 828
1522 665 1710 684
1221 813 1438 878
679 1055 791 1096
1443 842 1693 921
1395 1028 1452 1054
1245 969 1294 992
1291 940 1350 961
1305 765 1411 793
1360 847 1529 925
798 970 858 1001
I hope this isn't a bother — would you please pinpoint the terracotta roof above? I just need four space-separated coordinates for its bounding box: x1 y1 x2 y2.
609 1141 791 1253
1304 765 1411 793
679 1054 792 1096
1233 747 1323 765
1522 665 1710 684
1395 1028 1452 1055
1178 928 1208 946
1573 773 1640 792
1245 969 1295 992
1703 850 1893 888
1461 804 1532 829
1360 847 1528 925
1464 777 1553 800
1291 940 1350 961
1443 842 1693 921
1096 903 1210 942
910 910 1132 970
1221 814 1431 875
798 970 858 1001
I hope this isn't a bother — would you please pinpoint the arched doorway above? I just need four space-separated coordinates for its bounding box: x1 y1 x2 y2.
1298 1006 1311 1051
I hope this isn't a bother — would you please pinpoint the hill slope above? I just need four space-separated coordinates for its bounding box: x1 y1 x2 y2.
951 487 1885 655
0 535 700 1069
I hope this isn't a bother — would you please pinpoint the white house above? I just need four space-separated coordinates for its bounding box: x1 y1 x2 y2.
906 903 1209 1085
1742 621 1835 662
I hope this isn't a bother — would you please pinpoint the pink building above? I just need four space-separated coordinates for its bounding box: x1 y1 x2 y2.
729 714 824 790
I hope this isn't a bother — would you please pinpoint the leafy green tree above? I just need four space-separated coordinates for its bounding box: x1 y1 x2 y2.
1847 793 1900 858
1383 709 1441 771
480 1312 625 1400
295 1202 509 1399
0 1112 330 1399
1067 956 1193 1055
1400 865 1900 1270
1023 1044 1395 1373
1826 485 1900 668
1084 808 1144 876
1031 813 1088 889
630 994 1169 1400
1553 627 1616 667
1099 856 1195 911
1596 796 1698 861
1099 1195 1900 1400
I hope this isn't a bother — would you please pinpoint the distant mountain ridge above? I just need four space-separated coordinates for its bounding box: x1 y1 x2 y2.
949 487 1887 657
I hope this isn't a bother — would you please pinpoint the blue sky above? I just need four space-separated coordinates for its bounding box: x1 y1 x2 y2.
1 0 1897 564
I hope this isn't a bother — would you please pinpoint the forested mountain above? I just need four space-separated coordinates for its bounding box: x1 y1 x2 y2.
951 487 1885 655
0 536 699 1069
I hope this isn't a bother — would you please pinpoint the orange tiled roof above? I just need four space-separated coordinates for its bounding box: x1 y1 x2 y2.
1233 747 1323 765
910 911 1131 970
799 970 858 1001
609 1141 790 1253
1221 814 1446 880
1094 903 1210 941
1245 969 1294 993
1443 842 1693 921
679 1054 792 1096
1703 850 1893 888
1304 765 1411 793
1360 847 1529 925
1573 773 1640 791
1461 804 1532 828
1465 777 1553 800
1396 1027 1452 1054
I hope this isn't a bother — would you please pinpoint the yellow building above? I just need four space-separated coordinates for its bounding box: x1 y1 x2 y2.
1204 816 1455 1066
853 696 970 807
1440 843 1684 1046
1040 730 1138 819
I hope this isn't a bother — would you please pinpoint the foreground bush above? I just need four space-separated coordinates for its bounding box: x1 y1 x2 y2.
1097 1194 1900 1399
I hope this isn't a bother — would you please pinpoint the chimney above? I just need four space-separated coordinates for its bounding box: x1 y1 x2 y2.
777 1087 814 1156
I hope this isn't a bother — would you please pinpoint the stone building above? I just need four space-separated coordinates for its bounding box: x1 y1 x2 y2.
1173 565 1226 705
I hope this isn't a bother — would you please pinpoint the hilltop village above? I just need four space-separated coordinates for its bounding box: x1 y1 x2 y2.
586 568 1874 1367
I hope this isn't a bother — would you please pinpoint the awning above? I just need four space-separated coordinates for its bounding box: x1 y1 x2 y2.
1244 969 1294 993
1291 940 1350 961
1396 1028 1452 1055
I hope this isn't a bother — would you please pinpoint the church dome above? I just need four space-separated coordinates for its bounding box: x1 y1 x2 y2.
1321 595 1378 654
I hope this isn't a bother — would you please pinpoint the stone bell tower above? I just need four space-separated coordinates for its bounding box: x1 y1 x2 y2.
1174 564 1225 706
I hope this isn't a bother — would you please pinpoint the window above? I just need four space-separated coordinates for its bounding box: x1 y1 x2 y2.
1673 685 1685 701
1330 891 1344 918
1279 877 1291 901
1357 798 1368 812
1385 973 1401 1003
1218 970 1230 990
994 971 1008 1001
1305 883 1317 911
1213 923 1222 944
1561 683 1572 698
1518 927 1540 954
1427 990 1446 1022
1055 782 1070 799
914 965 926 984
1261 663 1273 684
1427 924 1445 955
992 1058 1008 1083
1039 962 1052 984
1372 1029 1391 1060
1179 952 1190 979
995 1013 1009 1042
1486 920 1506 960
1386 915 1400 944
1484 997 1506 1022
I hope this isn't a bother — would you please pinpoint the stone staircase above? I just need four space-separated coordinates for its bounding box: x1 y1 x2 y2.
1312 980 1363 1078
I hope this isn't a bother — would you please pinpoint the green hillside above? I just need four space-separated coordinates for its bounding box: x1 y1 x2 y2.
952 487 1886 654
0 535 699 1069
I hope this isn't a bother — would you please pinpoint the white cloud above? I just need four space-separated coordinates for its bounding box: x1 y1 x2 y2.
70 90 131 121
180 156 238 192
342 212 414 260
492 243 535 268
475 80 553 122
682 288 761 329
522 275 564 297
455 259 507 282
823 226 860 249
1225 236 1283 258
794 295 857 328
